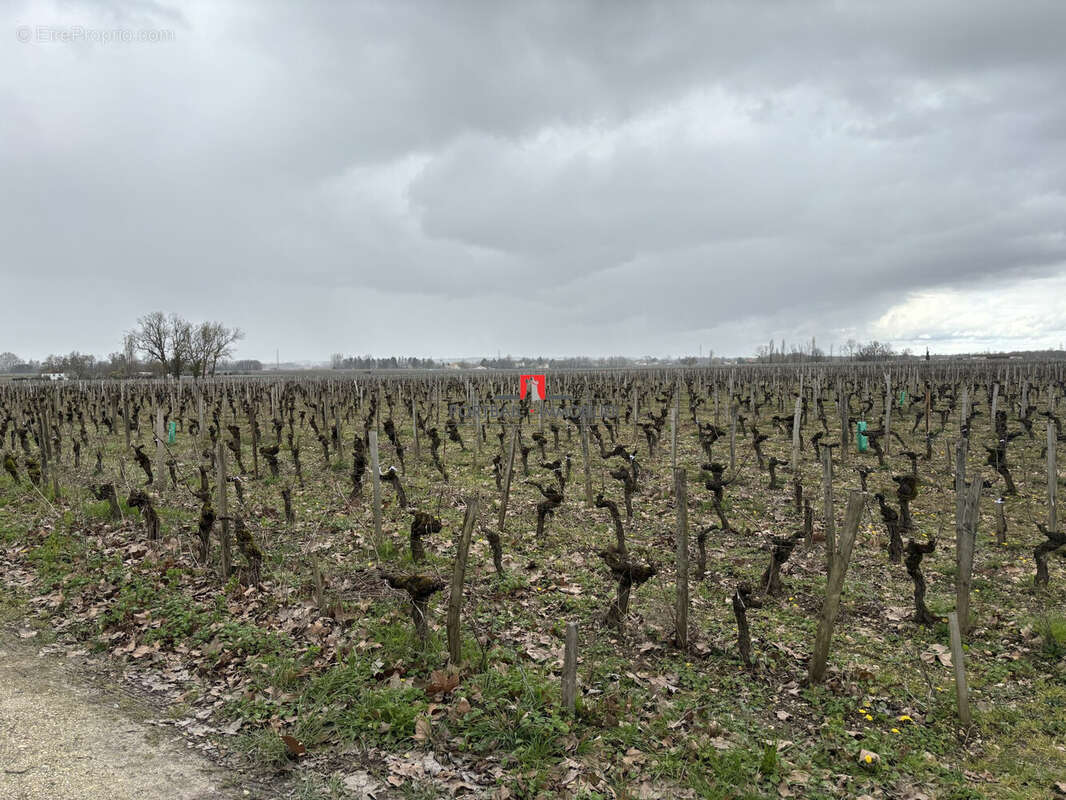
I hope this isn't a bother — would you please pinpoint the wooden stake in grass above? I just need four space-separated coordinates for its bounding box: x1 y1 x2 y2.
1035 419 1064 586
411 392 420 461
154 407 166 492
883 372 892 456
1048 419 1058 539
216 440 232 579
821 445 835 570
674 468 689 651
809 489 865 684
670 394 679 473
121 383 131 449
631 386 638 443
955 473 982 636
947 611 972 727
790 394 802 472
562 622 578 716
580 417 593 506
369 430 383 550
994 496 1007 545
729 405 737 476
447 496 480 665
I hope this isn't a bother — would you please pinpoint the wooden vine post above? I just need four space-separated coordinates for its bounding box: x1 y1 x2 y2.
446 496 480 664
631 386 638 443
883 372 892 456
990 382 999 433
216 440 231 579
790 394 802 472
411 392 420 461
955 473 982 636
1049 420 1058 537
561 622 578 716
947 611 972 727
838 386 848 465
821 445 835 568
334 403 343 463
122 383 131 448
369 430 383 549
674 468 689 651
580 417 593 506
670 398 679 473
154 407 165 491
729 405 737 476
809 490 865 684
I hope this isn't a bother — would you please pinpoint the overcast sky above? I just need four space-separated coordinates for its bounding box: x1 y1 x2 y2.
4 1 1065 362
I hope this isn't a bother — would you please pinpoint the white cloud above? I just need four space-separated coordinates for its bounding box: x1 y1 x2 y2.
870 269 1066 352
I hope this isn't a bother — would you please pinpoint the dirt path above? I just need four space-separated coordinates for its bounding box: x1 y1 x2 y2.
0 631 241 800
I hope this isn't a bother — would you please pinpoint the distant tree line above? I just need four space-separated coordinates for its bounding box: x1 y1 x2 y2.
331 354 441 370
753 338 915 363
328 354 721 370
754 337 829 363
0 350 133 378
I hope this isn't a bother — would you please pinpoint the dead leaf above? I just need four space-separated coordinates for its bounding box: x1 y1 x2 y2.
425 667 460 697
921 643 953 667
342 770 380 798
280 734 306 758
413 716 431 741
449 697 472 721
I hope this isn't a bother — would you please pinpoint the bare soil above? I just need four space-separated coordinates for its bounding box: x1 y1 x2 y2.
0 630 238 800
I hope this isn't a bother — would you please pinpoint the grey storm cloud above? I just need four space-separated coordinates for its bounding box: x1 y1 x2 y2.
2 0 1065 361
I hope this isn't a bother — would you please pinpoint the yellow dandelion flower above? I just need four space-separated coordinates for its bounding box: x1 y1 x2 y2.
891 727 900 734
864 754 873 764
864 714 873 721
897 714 913 722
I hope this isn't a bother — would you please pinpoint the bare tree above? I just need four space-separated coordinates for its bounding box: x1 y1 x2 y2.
189 322 213 379
132 311 169 375
0 352 20 372
169 314 192 378
130 311 195 378
206 322 243 377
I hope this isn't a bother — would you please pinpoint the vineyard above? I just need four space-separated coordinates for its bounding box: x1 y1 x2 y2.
0 363 1064 799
